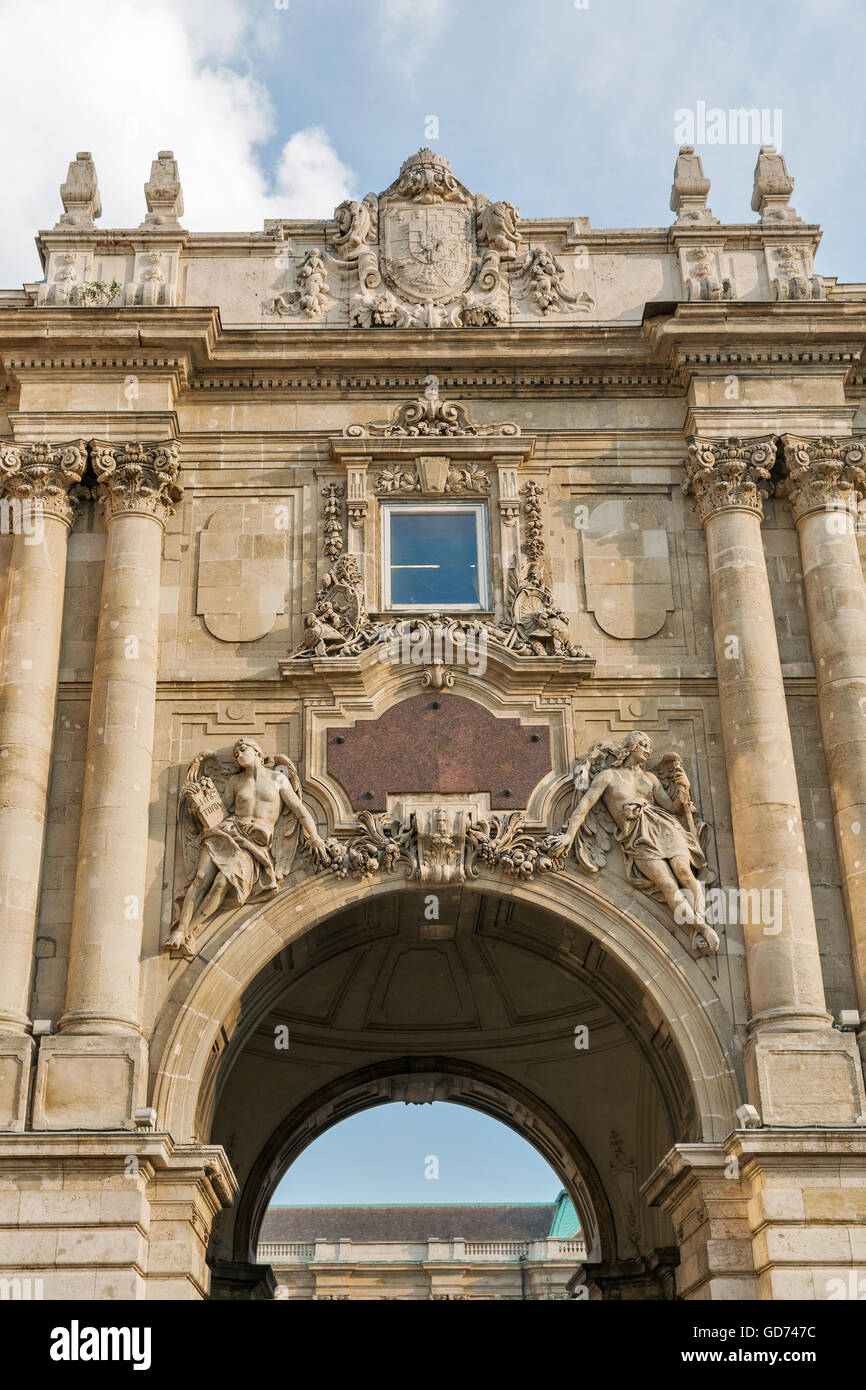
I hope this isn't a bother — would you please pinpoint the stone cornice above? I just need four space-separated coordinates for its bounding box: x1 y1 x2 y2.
0 438 87 525
780 433 866 522
91 438 182 525
187 368 682 396
683 434 777 523
0 307 219 393
645 301 866 373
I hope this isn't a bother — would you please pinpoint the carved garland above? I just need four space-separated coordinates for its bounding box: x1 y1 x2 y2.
168 731 716 961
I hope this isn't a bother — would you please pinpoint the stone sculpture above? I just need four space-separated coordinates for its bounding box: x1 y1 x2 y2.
545 730 719 954
166 738 329 957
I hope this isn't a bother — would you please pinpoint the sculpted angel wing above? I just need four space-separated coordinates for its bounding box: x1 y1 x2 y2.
573 801 617 874
568 744 620 874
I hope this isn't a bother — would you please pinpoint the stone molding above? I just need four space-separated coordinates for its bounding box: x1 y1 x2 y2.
780 433 866 523
343 388 520 439
683 435 776 523
0 439 88 526
91 438 182 524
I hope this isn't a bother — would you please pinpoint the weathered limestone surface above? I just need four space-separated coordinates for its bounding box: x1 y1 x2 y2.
0 144 865 1300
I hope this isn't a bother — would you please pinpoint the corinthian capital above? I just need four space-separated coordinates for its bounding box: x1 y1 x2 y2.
0 439 87 526
780 435 866 523
683 435 776 524
91 440 182 524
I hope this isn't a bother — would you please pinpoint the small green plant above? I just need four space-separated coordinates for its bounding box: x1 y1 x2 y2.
67 279 123 307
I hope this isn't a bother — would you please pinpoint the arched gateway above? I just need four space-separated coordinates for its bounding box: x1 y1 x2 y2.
2 144 866 1302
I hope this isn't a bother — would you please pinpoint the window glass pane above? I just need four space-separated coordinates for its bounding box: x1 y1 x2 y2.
389 510 481 606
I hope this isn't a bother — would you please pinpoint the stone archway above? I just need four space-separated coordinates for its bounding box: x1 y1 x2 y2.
151 866 741 1148
147 868 742 1299
232 1058 616 1268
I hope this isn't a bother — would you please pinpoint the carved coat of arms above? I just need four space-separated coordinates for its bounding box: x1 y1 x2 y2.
381 203 475 304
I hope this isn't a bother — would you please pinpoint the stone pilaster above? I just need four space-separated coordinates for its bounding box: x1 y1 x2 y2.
684 437 865 1124
0 1134 235 1300
0 442 86 1128
642 1144 757 1300
35 441 181 1130
646 1132 866 1301
781 435 866 1059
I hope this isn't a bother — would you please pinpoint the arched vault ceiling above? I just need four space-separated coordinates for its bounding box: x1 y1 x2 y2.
205 889 699 1266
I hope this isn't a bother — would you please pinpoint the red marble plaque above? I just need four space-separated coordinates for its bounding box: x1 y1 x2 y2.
326 693 552 810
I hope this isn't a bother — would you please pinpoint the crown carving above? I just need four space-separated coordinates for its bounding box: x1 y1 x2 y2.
390 148 466 203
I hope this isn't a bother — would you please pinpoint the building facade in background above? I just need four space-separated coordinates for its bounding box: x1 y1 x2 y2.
1 145 866 1300
258 1197 585 1300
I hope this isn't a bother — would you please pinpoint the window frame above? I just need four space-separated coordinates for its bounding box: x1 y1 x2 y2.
380 499 491 613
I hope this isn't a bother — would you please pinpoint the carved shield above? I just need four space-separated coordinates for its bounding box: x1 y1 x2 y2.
381 202 475 303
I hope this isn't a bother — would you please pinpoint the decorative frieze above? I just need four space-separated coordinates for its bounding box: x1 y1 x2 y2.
0 440 87 526
345 387 519 439
91 439 182 524
373 456 492 496
321 482 344 561
769 244 823 301
683 436 776 524
513 247 593 315
476 198 522 258
780 435 866 522
167 730 714 957
682 245 731 301
268 246 331 319
301 148 598 329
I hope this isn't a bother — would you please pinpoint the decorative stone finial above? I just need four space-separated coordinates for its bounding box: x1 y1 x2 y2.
751 145 798 221
670 146 716 225
57 152 101 228
683 436 777 524
142 150 184 227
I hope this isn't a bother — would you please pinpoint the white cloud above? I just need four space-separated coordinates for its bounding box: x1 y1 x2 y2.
0 0 355 287
375 0 453 81
274 128 356 217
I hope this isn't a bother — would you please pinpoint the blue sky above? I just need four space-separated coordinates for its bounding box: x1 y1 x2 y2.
2 0 865 285
270 1102 563 1205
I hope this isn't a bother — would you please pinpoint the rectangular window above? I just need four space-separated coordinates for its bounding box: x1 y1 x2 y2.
381 502 490 611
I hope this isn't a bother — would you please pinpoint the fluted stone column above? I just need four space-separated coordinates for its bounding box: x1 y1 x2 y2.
0 442 87 1033
684 436 865 1124
781 435 866 1055
0 443 86 1130
32 441 180 1130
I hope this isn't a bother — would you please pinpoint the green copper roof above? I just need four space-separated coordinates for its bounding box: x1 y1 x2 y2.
547 1191 581 1238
